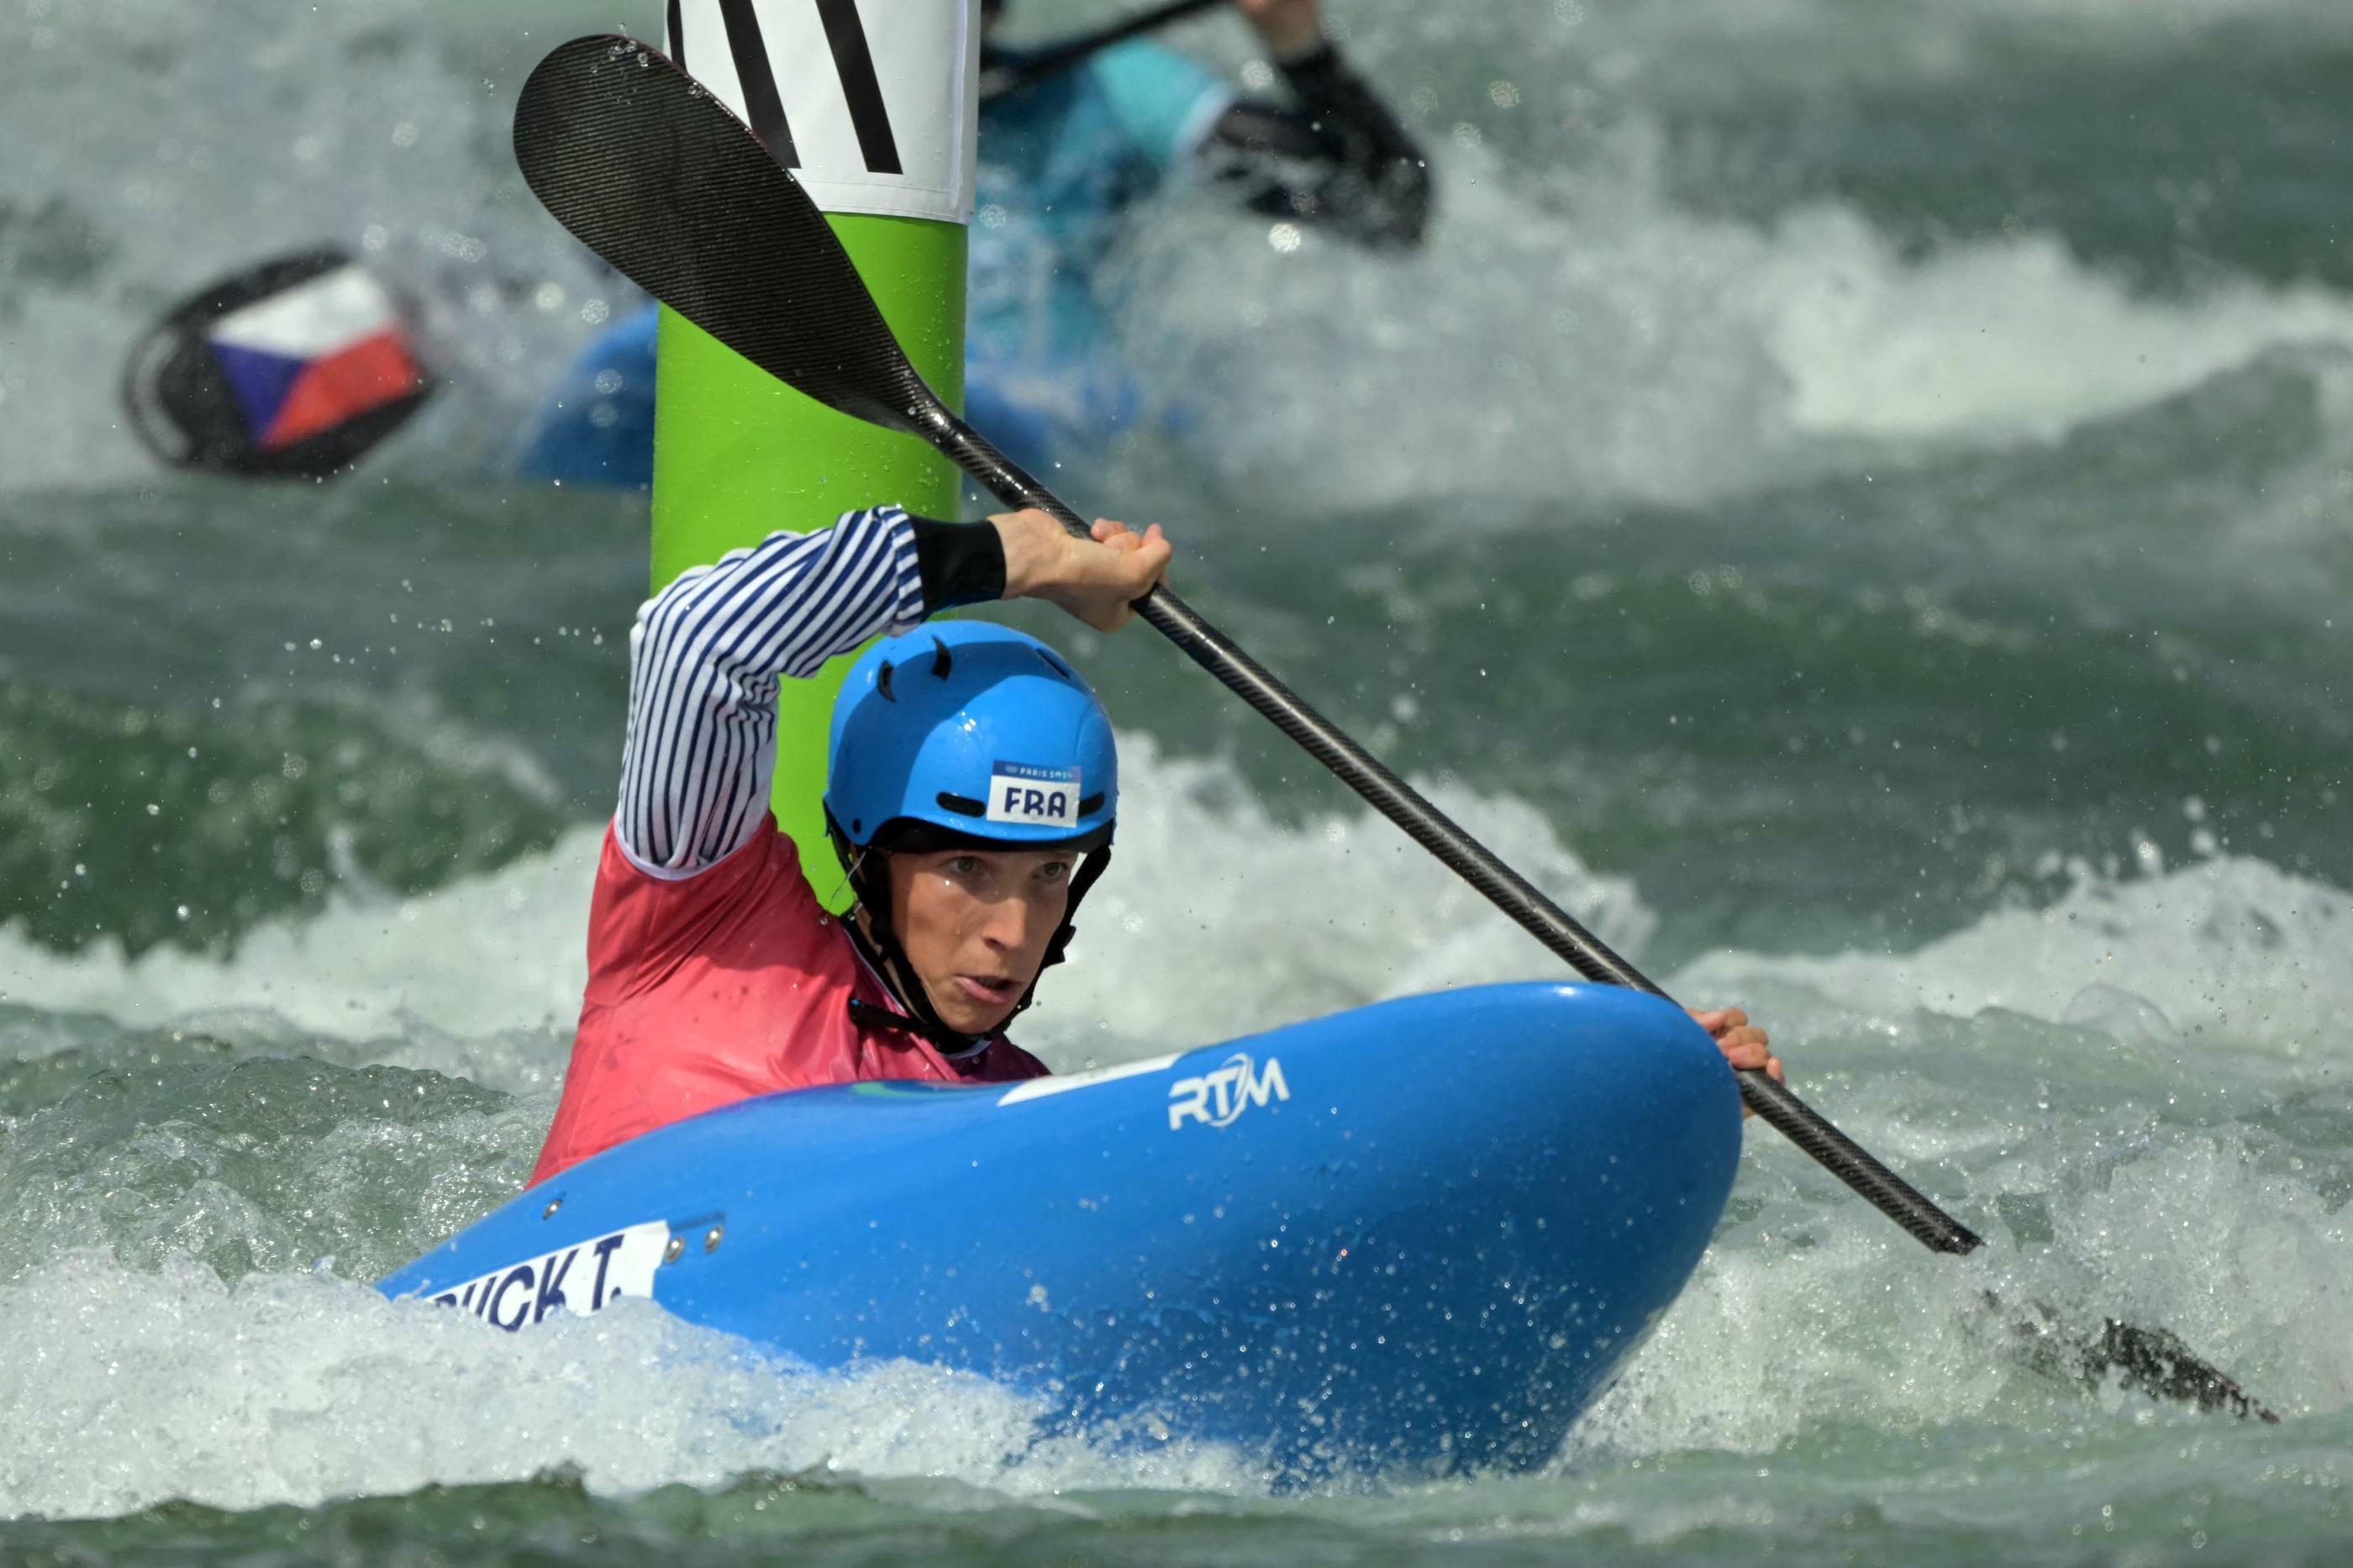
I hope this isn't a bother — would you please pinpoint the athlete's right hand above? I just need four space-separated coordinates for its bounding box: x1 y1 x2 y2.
992 509 1171 634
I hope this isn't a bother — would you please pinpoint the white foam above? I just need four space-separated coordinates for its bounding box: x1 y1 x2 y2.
0 738 1649 1070
0 827 600 1047
1539 851 2353 1455
1561 1225 2010 1459
1761 208 2353 443
0 1251 1259 1521
1119 127 2353 511
1939 0 2343 28
1677 852 2353 1052
1566 1113 2353 1457
0 0 616 492
14 0 2353 503
1119 151 1798 510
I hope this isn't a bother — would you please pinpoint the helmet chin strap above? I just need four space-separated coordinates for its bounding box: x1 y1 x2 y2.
827 814 1113 1060
842 914 993 1059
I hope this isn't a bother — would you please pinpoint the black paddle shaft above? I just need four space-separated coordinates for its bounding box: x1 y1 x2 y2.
513 34 2275 1420
925 408 1985 1255
518 30 1975 1256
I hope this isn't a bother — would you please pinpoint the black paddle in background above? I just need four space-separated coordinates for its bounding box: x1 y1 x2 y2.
510 33 2277 1425
980 0 1224 101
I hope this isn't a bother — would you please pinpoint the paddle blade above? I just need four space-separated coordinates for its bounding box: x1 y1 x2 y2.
2002 1292 2279 1423
512 34 946 440
2094 1318 2280 1423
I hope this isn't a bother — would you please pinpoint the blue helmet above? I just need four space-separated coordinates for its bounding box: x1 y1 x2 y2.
824 621 1117 854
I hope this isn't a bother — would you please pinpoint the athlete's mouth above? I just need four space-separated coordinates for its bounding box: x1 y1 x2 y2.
954 974 1019 1004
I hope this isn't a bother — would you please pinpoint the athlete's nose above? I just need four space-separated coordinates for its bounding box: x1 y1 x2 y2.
976 887 1039 956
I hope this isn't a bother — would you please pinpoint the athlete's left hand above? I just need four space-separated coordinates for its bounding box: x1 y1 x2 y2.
1691 1007 1781 1114
1234 0 1325 62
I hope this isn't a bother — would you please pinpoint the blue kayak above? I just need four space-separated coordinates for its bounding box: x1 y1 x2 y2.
511 305 658 490
510 305 1172 487
380 982 1740 1479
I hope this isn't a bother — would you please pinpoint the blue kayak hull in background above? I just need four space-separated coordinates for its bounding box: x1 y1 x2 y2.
379 982 1741 1479
511 305 1165 487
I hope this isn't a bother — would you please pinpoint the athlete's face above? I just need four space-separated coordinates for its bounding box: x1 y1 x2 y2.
887 845 1076 1034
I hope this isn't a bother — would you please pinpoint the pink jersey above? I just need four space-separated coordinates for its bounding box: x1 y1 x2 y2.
531 819 1049 1185
530 508 1052 1183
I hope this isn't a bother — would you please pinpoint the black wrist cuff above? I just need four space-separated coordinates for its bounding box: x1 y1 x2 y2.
909 516 1007 612
1277 40 1345 87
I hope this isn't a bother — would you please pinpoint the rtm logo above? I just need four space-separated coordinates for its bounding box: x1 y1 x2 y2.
1166 1053 1290 1130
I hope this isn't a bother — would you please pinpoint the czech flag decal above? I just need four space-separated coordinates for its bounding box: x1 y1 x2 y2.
203 264 425 452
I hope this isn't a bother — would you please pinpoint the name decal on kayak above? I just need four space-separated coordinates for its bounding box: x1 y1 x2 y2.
426 1220 671 1333
1167 1052 1289 1130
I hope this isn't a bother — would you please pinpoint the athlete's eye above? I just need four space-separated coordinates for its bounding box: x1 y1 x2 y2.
1038 860 1071 885
948 855 982 878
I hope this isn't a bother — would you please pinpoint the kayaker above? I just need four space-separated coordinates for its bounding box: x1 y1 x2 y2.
971 0 1433 360
529 504 1166 1182
516 0 1434 485
969 0 1433 458
529 503 1780 1184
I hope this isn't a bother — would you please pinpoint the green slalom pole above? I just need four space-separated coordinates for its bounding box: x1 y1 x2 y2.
650 217 966 905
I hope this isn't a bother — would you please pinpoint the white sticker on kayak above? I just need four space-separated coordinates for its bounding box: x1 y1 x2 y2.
1167 1053 1290 1130
997 1052 1180 1106
426 1220 669 1333
987 761 1080 829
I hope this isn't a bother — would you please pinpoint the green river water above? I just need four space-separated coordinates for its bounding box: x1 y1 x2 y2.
2 0 2349 1561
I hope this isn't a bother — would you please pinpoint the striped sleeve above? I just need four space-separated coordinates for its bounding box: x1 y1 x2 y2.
614 504 928 876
